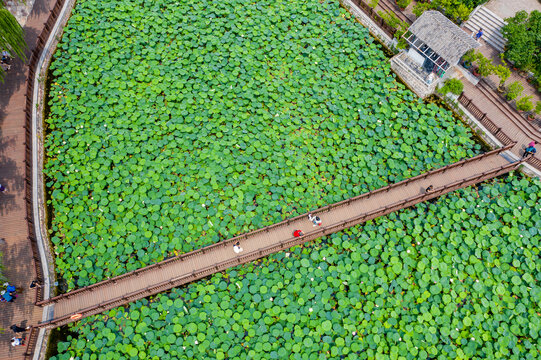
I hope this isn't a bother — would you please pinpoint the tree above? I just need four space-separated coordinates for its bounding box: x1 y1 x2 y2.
501 10 541 77
494 64 511 89
438 78 463 96
0 5 26 82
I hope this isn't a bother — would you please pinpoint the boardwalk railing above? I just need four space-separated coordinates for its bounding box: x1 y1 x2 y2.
458 92 541 173
35 145 520 329
23 0 68 358
22 327 39 359
25 0 67 308
350 0 397 38
458 92 515 146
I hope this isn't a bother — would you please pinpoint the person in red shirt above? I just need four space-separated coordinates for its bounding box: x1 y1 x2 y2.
293 230 304 237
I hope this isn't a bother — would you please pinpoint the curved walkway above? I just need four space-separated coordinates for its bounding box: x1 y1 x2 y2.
35 145 521 329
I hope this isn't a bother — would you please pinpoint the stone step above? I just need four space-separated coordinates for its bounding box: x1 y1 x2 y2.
476 6 506 25
465 6 506 52
465 19 506 51
465 15 505 43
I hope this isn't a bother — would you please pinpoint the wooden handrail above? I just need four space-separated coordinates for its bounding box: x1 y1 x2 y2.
36 144 516 307
36 153 522 328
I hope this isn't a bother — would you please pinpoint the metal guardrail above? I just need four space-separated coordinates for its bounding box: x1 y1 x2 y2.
35 145 520 328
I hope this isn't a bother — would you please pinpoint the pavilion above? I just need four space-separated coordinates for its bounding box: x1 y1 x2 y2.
390 10 479 98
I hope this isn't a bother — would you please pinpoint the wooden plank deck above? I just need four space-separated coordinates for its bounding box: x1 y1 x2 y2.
0 0 58 358
461 80 541 173
36 146 522 329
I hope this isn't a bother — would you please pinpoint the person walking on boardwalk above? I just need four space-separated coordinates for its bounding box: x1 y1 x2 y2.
425 185 434 193
233 241 243 254
523 142 537 158
0 184 6 193
11 336 24 347
293 230 304 237
308 214 322 227
10 324 29 333
29 280 42 289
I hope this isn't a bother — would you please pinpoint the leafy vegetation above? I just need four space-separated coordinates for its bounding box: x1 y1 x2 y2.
473 53 496 78
396 0 412 10
50 175 541 359
378 9 409 39
438 79 464 96
494 65 511 89
516 96 534 112
0 252 6 284
45 0 479 290
412 0 473 23
0 3 26 81
505 81 524 101
501 10 541 79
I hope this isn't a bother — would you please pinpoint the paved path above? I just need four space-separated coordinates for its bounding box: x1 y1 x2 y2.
0 0 56 358
36 147 520 329
485 0 541 19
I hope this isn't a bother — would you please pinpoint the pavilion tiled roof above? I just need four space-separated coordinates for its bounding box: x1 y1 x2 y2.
408 11 479 65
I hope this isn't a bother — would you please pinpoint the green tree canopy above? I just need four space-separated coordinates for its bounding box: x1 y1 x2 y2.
0 5 26 81
501 10 541 76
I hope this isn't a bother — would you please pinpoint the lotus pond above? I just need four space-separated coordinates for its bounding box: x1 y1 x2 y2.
50 175 541 359
45 0 479 289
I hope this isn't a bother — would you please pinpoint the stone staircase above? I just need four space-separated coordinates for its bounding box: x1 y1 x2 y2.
390 52 437 98
464 6 506 52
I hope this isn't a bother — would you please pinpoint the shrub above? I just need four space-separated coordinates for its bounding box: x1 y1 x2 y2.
505 81 524 101
396 0 412 9
463 50 476 63
378 10 409 38
516 96 534 112
536 101 541 115
369 0 380 8
494 64 511 88
474 52 496 77
412 0 474 23
412 2 432 17
438 78 464 96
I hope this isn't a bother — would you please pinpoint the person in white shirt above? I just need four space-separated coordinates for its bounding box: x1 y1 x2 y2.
11 337 23 347
308 213 322 226
233 241 243 254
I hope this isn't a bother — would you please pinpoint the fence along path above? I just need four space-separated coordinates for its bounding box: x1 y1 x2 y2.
36 144 521 329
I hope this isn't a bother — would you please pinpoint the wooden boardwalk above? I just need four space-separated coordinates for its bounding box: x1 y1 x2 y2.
461 71 541 173
35 145 522 329
0 0 58 358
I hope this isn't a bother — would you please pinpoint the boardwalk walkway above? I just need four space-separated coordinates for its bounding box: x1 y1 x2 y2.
461 80 541 172
35 145 522 329
0 0 57 358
